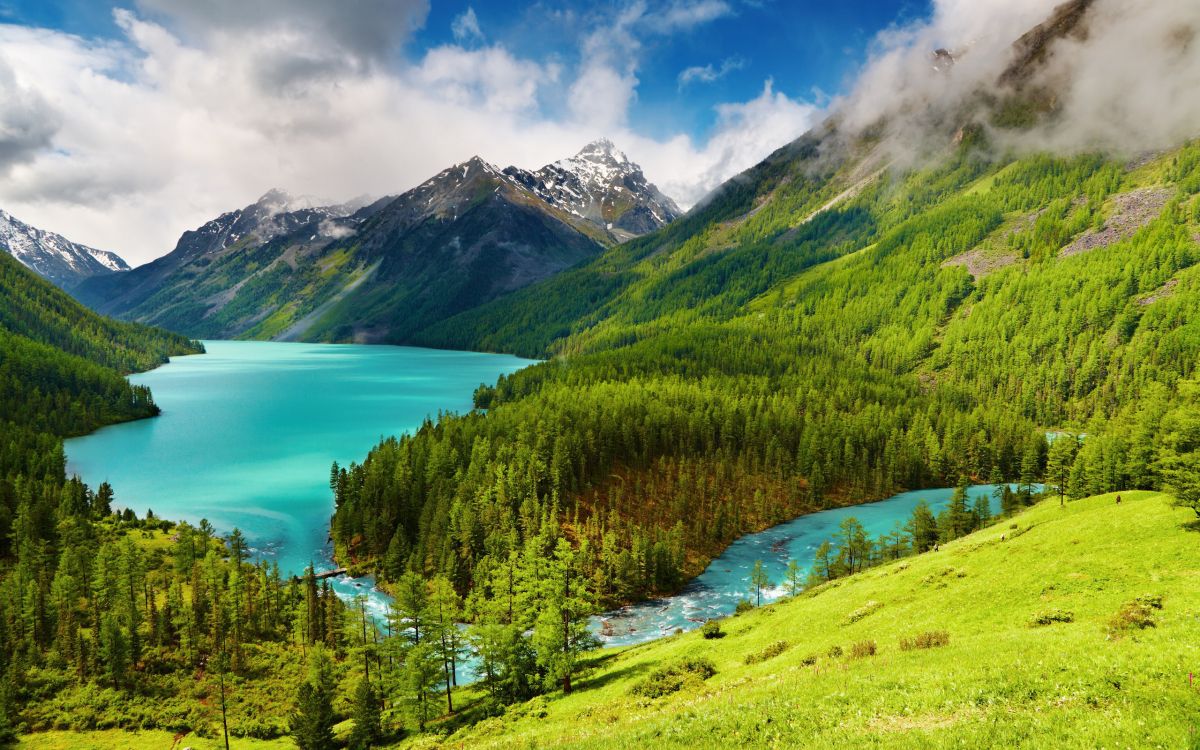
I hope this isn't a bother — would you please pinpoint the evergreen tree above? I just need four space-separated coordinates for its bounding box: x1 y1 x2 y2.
1019 441 1043 502
227 528 248 566
1159 382 1200 518
428 576 462 714
403 642 440 730
292 646 337 750
809 540 835 584
748 560 771 607
93 482 114 517
1045 435 1079 506
941 482 974 540
906 500 940 553
835 517 871 574
98 612 128 688
392 572 429 646
533 539 597 694
349 677 382 750
972 494 992 528
784 559 803 597
291 682 336 750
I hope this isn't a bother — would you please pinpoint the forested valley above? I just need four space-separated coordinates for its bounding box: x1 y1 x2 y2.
9 130 1200 747
335 142 1200 593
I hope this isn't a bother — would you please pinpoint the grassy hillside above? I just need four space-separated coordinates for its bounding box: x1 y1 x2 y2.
419 491 1198 749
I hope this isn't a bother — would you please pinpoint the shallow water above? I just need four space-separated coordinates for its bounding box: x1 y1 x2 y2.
595 485 1016 646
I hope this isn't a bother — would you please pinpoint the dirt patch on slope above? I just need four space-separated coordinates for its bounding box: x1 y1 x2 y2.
1059 187 1172 258
942 248 1019 278
1137 277 1179 306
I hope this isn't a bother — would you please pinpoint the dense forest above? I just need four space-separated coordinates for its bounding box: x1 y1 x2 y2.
7 100 1200 750
331 136 1200 704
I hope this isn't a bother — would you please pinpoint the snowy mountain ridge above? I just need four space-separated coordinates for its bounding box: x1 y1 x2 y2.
0 208 129 289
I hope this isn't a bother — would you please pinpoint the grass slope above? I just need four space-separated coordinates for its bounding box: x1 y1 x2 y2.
425 492 1199 749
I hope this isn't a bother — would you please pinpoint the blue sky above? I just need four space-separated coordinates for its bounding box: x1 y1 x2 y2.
1 0 929 143
0 0 935 262
418 1 932 141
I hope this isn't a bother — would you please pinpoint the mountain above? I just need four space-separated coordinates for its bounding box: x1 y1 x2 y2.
333 0 1200 663
73 141 678 343
71 188 390 336
505 138 681 240
0 208 129 288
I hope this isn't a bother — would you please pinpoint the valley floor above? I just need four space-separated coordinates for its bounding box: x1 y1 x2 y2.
416 491 1199 749
16 492 1199 749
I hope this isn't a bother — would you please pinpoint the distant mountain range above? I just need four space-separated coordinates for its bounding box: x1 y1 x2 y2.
0 208 128 288
71 140 679 343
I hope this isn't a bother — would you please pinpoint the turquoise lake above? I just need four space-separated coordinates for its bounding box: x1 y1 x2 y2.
65 340 1019 673
64 340 533 615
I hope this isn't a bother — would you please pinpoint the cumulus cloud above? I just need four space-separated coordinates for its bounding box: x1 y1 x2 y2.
0 1 818 263
0 56 60 171
633 79 821 207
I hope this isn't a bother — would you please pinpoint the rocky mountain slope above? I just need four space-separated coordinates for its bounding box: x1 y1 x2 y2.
74 141 677 343
506 138 681 239
0 208 128 288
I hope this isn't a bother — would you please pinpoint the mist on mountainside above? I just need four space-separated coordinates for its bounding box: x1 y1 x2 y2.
832 0 1200 165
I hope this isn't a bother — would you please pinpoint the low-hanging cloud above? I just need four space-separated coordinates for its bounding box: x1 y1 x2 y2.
834 0 1200 164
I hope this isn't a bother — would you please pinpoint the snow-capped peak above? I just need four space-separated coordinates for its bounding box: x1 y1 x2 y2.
520 139 681 237
0 208 129 288
575 138 630 166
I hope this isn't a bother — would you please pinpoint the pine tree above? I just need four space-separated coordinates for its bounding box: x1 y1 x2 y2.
835 516 871 574
292 646 337 750
93 482 114 518
1045 435 1078 506
428 576 462 713
748 559 771 607
784 559 803 596
291 682 336 750
972 494 992 527
906 500 939 553
98 612 128 688
1159 382 1200 518
532 538 597 694
392 572 429 646
348 677 382 750
403 642 440 730
1019 441 1043 502
809 540 835 583
942 482 974 540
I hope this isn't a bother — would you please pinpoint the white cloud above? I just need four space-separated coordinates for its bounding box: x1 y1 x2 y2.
678 56 745 87
628 79 821 207
0 2 819 264
135 0 430 63
0 55 60 170
654 0 734 33
451 7 483 44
